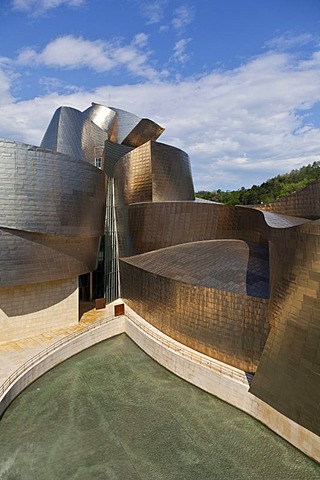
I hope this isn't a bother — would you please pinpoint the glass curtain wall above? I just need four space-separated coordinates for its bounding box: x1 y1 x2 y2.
104 177 120 303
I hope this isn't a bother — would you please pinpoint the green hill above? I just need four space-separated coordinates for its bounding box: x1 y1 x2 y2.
196 161 320 205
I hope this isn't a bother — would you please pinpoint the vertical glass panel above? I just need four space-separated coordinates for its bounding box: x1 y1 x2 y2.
104 177 120 303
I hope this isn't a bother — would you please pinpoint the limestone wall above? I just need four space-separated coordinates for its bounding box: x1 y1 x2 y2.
0 277 79 342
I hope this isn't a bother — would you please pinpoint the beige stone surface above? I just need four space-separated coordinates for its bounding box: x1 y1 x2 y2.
0 277 79 343
0 299 121 387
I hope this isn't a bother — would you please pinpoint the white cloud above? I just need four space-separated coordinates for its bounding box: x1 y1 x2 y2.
11 0 85 13
3 49 320 190
140 0 167 24
265 32 313 51
17 34 159 80
172 38 191 63
39 76 80 93
132 33 149 48
172 5 195 31
0 59 16 106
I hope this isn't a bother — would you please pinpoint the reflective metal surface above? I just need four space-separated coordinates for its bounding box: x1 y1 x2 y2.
114 141 194 207
256 178 320 219
41 104 165 166
82 102 117 135
0 139 106 286
1 101 320 439
106 107 141 144
121 240 269 371
104 140 133 177
104 104 319 437
40 106 109 165
122 118 165 147
250 219 320 435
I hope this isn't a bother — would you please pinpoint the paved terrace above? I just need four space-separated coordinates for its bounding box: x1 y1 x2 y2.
0 301 118 387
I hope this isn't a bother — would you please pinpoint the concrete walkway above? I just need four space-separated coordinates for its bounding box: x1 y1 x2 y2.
0 301 120 388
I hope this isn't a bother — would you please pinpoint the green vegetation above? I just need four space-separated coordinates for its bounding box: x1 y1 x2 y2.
196 161 320 205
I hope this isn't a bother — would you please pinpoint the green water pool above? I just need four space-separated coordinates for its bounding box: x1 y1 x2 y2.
0 334 319 479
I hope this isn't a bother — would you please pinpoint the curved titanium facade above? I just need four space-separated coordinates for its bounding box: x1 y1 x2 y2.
114 141 194 206
1 102 319 442
40 106 109 165
121 240 269 371
101 104 319 438
257 178 320 219
0 139 106 286
250 219 320 435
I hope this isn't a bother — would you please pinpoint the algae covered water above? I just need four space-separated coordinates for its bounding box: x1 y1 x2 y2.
0 334 319 480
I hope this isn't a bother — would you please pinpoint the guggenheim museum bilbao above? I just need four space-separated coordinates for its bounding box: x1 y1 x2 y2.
0 103 319 449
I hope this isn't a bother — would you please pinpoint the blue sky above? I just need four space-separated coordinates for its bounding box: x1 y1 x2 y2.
1 0 320 191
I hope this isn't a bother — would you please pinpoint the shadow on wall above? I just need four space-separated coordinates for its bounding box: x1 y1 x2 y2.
245 242 269 299
0 278 78 317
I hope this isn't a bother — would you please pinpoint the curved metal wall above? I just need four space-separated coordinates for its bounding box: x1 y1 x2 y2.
0 140 106 286
257 179 320 219
114 142 153 205
41 106 109 165
126 202 272 255
151 142 194 201
41 106 86 160
121 118 165 147
107 107 141 144
114 141 194 207
120 240 269 372
250 219 320 435
82 103 117 137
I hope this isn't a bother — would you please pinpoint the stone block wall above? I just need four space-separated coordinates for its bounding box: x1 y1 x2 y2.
0 277 78 342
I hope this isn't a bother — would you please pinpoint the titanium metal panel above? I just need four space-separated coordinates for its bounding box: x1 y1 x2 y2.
41 106 85 160
0 140 106 237
123 240 269 298
108 107 141 144
256 178 320 219
114 141 195 207
80 118 109 165
41 106 109 165
114 142 153 205
103 140 133 177
120 239 269 372
82 103 117 137
0 228 100 286
151 142 194 201
126 202 269 255
250 219 320 436
0 139 106 286
121 118 165 147
3 100 320 439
